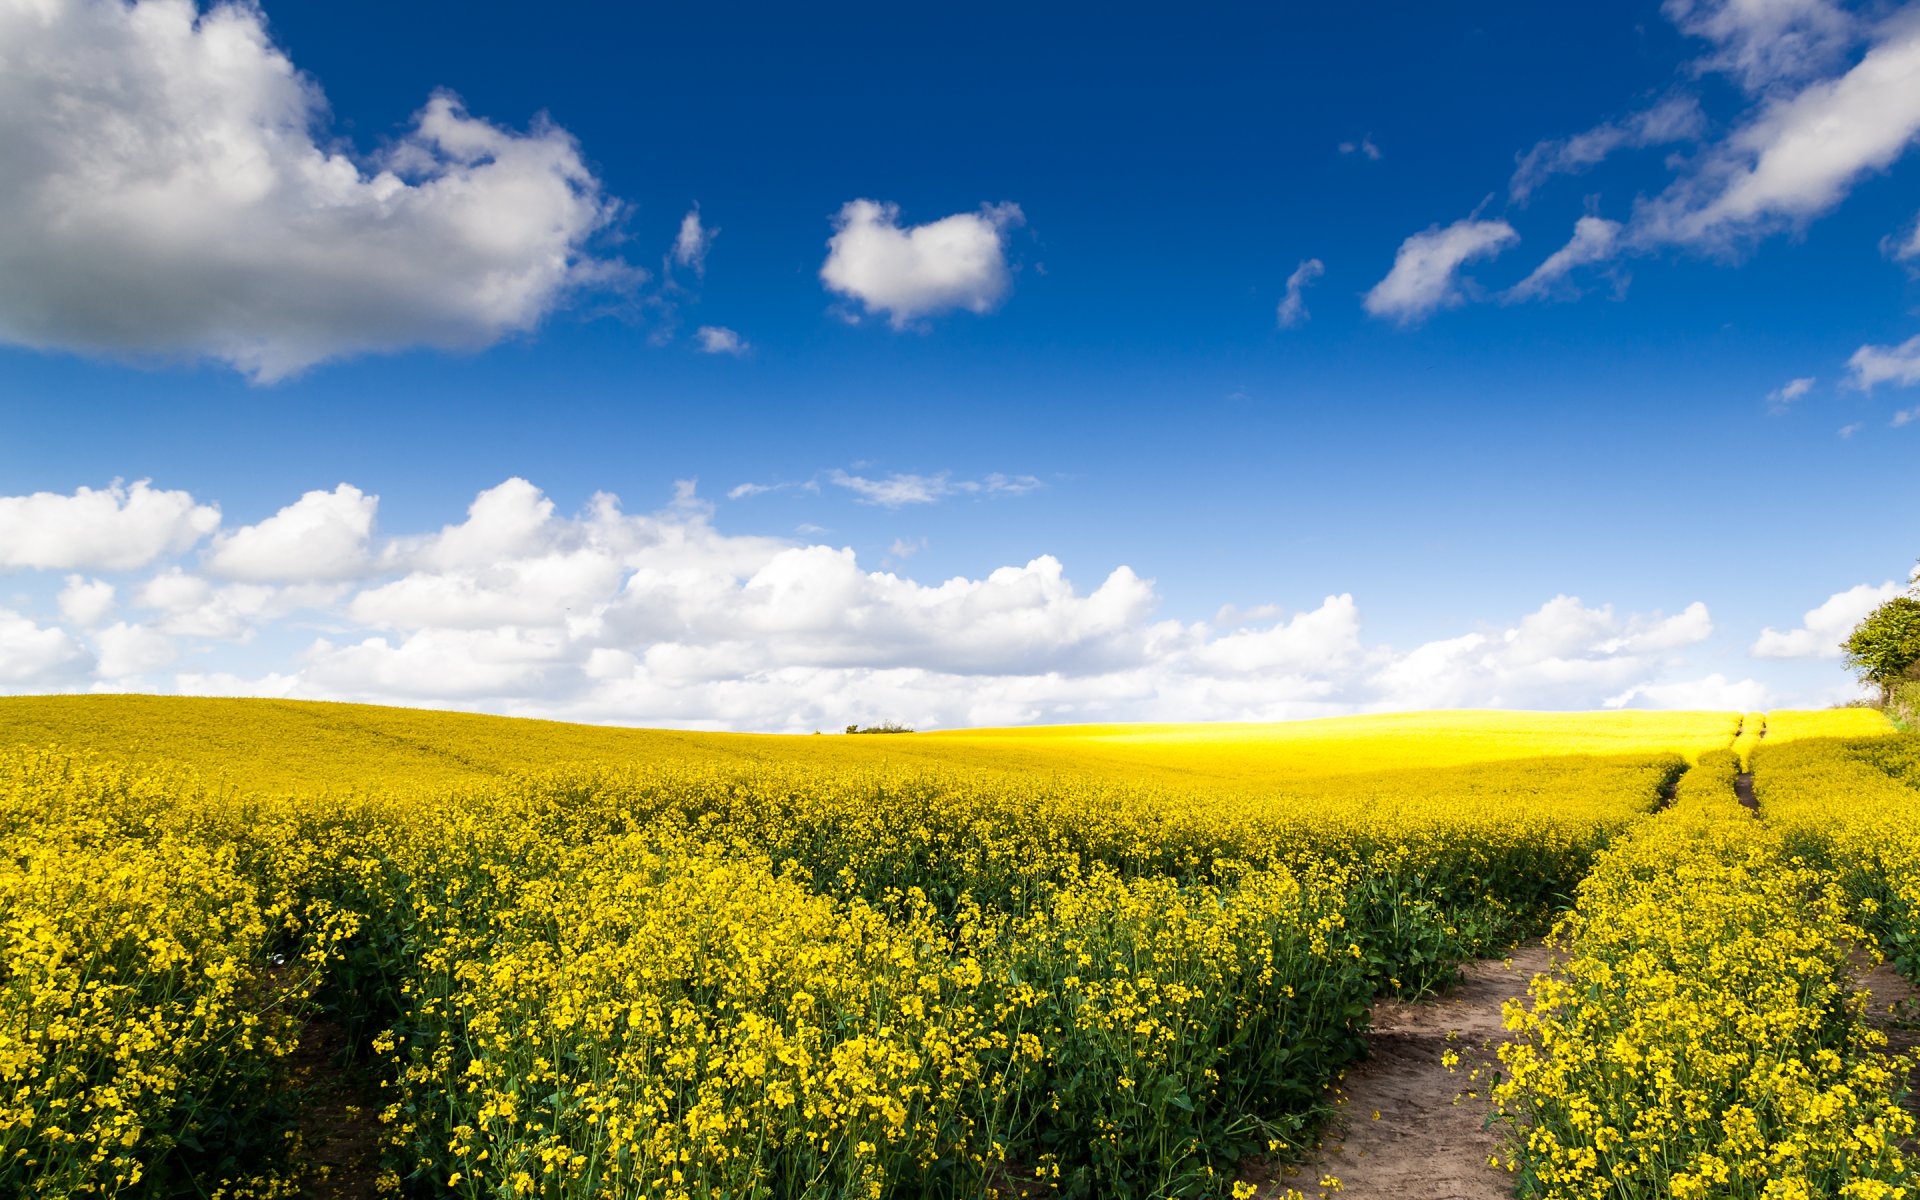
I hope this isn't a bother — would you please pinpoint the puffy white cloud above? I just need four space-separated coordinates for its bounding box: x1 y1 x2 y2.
57 577 115 628
0 481 218 571
1751 580 1905 657
1663 0 1858 92
695 326 749 355
820 200 1024 326
1276 258 1325 328
1372 596 1716 711
0 476 1754 728
672 207 716 275
1633 12 1920 249
1508 217 1623 300
1606 673 1772 711
1895 404 1920 427
93 621 175 679
206 485 377 581
1364 219 1519 323
1510 96 1705 203
1768 376 1816 410
0 608 87 686
0 0 619 381
135 567 345 639
1847 335 1920 390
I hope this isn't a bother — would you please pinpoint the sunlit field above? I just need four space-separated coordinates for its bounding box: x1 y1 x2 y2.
2 697 1915 1199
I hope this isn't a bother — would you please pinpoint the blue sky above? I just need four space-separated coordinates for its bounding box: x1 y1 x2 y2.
0 0 1917 729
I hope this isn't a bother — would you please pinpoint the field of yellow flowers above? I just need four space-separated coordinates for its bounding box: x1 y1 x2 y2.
4 697 1919 1198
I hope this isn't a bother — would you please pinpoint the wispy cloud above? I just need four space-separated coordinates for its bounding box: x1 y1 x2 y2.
1338 135 1382 161
695 326 749 356
1276 259 1326 328
1507 217 1622 301
828 469 1043 508
1767 376 1816 412
672 206 717 277
1509 96 1704 204
1846 335 1920 390
1365 219 1518 323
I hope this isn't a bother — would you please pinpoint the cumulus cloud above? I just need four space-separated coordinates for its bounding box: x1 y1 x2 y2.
1768 376 1817 411
1633 11 1920 250
1893 404 1920 427
57 577 115 628
205 485 377 581
1847 335 1920 390
0 609 88 686
695 326 749 356
820 200 1024 326
1338 136 1383 160
0 481 218 571
1751 580 1906 658
1606 673 1771 710
1510 96 1705 203
0 0 620 381
1365 219 1519 323
0 476 1763 726
1508 217 1623 300
1276 259 1325 328
93 621 176 679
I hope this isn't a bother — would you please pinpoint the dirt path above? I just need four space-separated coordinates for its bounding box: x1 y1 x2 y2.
1254 943 1549 1199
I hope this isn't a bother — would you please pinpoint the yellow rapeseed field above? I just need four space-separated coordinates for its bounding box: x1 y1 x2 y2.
3 697 1917 1199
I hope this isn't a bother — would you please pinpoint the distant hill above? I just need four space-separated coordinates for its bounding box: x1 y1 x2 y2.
0 694 1818 796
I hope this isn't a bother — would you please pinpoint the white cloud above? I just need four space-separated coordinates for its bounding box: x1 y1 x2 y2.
0 481 218 571
205 485 377 581
135 567 344 639
0 476 1755 728
1893 404 1920 427
1633 11 1920 249
695 326 749 356
1606 673 1771 711
0 608 87 687
1768 375 1816 410
1751 580 1905 657
93 621 176 679
1365 219 1519 323
1508 217 1623 300
0 0 620 381
1893 212 1920 261
820 200 1024 326
1510 96 1705 203
1338 136 1382 160
1276 259 1325 328
1839 421 1864 437
1847 335 1920 390
1663 0 1858 92
672 207 716 275
58 577 116 628
827 469 1042 508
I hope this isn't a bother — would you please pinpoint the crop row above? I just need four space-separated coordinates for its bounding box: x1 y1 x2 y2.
1495 741 1919 1199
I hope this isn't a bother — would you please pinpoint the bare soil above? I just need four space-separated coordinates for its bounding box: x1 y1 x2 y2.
284 1017 383 1200
1246 943 1550 1199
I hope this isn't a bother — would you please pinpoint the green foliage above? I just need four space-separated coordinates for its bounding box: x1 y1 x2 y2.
1844 595 1920 702
846 722 915 734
